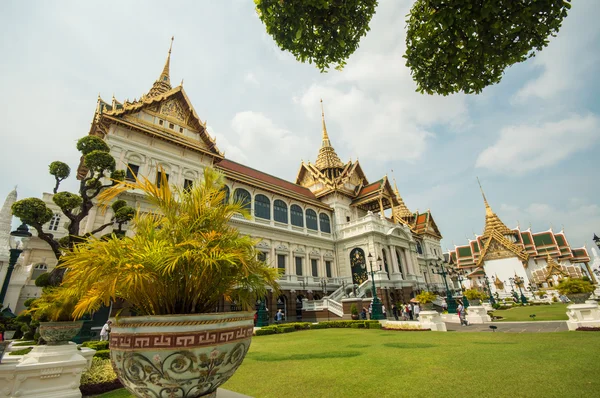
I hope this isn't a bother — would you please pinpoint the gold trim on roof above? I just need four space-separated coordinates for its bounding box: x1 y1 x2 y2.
477 177 515 238
148 36 174 98
315 99 344 171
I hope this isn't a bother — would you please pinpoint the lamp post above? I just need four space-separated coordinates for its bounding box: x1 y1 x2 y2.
527 283 537 300
256 297 268 327
430 258 457 314
485 275 496 305
0 223 32 305
321 278 330 321
367 253 384 320
454 269 469 309
510 275 528 304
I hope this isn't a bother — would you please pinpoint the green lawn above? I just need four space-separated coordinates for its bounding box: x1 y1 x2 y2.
492 303 569 321
99 328 600 398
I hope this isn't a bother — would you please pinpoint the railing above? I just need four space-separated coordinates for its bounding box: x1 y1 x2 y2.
327 284 346 301
324 298 343 317
302 297 344 317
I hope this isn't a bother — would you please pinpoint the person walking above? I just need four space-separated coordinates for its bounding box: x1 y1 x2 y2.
381 304 387 319
457 302 468 326
392 304 399 321
408 303 414 320
275 309 284 324
100 320 112 341
414 303 420 319
402 303 409 321
361 307 368 320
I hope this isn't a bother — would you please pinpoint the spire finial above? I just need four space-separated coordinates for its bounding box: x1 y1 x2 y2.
477 177 493 217
320 98 330 144
148 36 174 98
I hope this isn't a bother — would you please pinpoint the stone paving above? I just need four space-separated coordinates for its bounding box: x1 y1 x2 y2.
446 321 568 333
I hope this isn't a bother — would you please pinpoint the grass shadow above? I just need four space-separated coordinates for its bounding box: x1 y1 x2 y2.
248 351 363 362
472 341 518 345
383 342 436 349
346 344 370 348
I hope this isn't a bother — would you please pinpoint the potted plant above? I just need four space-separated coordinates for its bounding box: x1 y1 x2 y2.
59 167 279 398
350 303 359 320
556 278 595 304
463 289 484 306
416 291 437 310
25 287 83 345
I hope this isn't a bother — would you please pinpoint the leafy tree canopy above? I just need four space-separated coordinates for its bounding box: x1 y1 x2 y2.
255 0 378 71
49 161 70 180
256 0 571 95
76 135 110 155
84 150 116 174
12 198 53 226
53 191 83 212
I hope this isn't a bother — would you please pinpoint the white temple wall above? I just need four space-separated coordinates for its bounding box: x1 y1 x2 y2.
483 257 530 295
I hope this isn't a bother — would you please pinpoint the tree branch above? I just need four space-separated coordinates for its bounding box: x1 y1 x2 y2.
32 224 61 260
87 220 115 237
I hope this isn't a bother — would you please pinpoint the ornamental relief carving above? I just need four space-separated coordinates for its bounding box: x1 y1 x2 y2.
483 238 517 261
160 99 186 122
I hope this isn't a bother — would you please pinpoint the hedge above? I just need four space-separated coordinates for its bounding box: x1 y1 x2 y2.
94 349 111 360
82 340 110 351
80 358 122 396
12 341 35 347
255 329 276 336
9 347 32 356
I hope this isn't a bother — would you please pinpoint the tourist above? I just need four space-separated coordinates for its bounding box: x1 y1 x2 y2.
368 303 372 319
402 303 409 321
100 320 112 341
382 304 387 318
275 309 284 324
392 304 399 321
457 301 468 326
414 303 420 319
408 303 414 320
361 307 368 320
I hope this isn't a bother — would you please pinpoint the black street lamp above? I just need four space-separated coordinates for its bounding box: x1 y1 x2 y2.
527 283 538 299
454 269 469 309
430 257 457 314
367 253 384 320
0 222 32 305
509 275 528 304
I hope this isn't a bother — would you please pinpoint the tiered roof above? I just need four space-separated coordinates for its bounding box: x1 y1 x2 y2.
530 254 584 284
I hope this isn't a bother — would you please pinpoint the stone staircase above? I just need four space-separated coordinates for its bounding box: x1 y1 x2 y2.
303 280 372 318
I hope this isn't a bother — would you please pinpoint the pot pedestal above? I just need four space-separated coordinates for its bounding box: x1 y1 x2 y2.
566 301 600 331
418 310 447 332
0 342 95 398
466 306 491 324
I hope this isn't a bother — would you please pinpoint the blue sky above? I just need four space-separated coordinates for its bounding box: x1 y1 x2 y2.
0 0 599 251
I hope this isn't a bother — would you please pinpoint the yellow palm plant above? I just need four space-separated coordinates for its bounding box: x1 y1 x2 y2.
59 167 279 319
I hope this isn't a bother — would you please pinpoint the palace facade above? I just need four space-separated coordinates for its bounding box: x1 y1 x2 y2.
4 44 449 319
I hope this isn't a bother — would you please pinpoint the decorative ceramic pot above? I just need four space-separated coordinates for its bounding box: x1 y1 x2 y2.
3 330 16 340
39 321 84 345
421 303 434 311
110 312 254 398
469 299 481 306
567 293 592 304
0 341 10 363
351 314 359 320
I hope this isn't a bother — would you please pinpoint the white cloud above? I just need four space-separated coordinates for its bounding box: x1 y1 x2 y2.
213 111 312 181
513 0 600 102
244 72 259 86
476 114 599 173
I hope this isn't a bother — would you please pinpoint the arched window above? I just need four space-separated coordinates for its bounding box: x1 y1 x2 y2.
31 263 48 281
221 185 230 204
382 249 390 278
254 194 271 220
319 213 331 233
291 205 304 227
274 200 288 223
233 188 251 212
306 209 318 230
416 241 423 255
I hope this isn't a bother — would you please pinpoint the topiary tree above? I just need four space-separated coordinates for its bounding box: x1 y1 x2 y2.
255 0 572 95
11 135 135 285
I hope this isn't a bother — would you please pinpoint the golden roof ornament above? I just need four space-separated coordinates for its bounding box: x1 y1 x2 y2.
148 36 174 98
315 99 344 173
477 177 514 238
392 176 412 219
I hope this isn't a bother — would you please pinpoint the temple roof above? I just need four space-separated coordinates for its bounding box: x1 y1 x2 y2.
314 100 344 172
478 178 514 238
148 37 174 98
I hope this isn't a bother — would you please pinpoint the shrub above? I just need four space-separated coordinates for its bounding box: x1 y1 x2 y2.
309 323 328 329
80 358 122 396
552 296 558 303
280 326 295 333
416 291 436 304
557 278 595 295
366 322 381 329
284 322 311 330
82 340 110 351
255 329 276 336
12 341 35 347
94 349 110 360
492 303 501 310
350 303 359 316
9 347 32 355
464 289 484 300
350 323 365 329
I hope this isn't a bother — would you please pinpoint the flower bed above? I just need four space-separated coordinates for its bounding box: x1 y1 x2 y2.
576 326 600 332
79 357 123 396
382 327 431 332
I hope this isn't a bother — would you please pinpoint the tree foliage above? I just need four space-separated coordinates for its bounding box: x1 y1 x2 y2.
59 167 279 318
255 0 378 71
405 0 572 95
11 135 135 286
256 0 572 95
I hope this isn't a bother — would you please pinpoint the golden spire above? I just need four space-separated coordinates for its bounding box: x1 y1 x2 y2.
392 175 412 219
477 177 514 238
315 99 344 173
148 36 174 98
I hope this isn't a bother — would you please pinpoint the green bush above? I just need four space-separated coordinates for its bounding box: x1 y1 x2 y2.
284 322 311 330
255 329 276 336
557 278 595 295
12 341 35 347
81 358 117 386
350 323 365 329
416 291 437 304
82 340 110 351
280 326 295 333
350 303 359 316
464 289 484 300
309 323 328 329
94 349 111 360
367 322 382 329
9 347 32 355
492 303 501 310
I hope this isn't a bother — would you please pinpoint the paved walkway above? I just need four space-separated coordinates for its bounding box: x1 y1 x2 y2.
446 321 568 333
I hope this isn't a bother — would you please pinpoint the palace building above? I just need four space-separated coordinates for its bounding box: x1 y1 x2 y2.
4 43 449 319
448 183 595 299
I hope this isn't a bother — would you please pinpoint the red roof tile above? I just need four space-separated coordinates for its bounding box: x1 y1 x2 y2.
216 159 318 201
356 180 382 197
